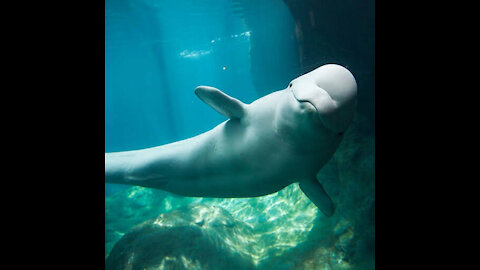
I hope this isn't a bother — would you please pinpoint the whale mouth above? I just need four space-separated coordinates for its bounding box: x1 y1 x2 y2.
290 89 326 124
290 88 340 134
291 89 321 114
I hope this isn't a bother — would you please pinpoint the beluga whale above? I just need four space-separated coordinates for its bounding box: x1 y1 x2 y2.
105 64 357 216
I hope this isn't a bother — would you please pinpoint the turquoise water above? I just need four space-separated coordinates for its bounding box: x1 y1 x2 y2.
105 0 374 269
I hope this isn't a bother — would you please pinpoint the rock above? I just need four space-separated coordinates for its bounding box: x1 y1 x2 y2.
105 205 256 270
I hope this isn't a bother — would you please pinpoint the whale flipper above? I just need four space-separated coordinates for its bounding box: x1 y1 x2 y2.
299 178 335 216
195 86 246 119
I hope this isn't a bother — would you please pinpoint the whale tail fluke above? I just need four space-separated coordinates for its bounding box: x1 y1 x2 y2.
299 178 335 216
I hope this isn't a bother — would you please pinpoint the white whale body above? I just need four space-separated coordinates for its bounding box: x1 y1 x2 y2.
105 64 357 216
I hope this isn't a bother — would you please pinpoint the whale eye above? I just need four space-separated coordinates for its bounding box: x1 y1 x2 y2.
289 83 292 88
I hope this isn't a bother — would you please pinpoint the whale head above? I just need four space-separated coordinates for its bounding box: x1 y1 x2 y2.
275 64 357 152
291 64 357 134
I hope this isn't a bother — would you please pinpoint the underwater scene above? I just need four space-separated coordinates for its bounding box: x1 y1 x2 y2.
105 0 374 269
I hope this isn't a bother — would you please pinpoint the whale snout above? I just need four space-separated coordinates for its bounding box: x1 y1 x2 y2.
291 64 357 134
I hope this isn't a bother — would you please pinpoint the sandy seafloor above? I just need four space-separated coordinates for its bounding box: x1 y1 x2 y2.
105 114 374 270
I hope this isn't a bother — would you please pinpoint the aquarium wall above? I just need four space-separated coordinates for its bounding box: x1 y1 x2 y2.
105 0 374 269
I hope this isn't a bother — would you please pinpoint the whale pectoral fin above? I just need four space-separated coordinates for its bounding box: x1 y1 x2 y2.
299 178 335 216
194 86 246 119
